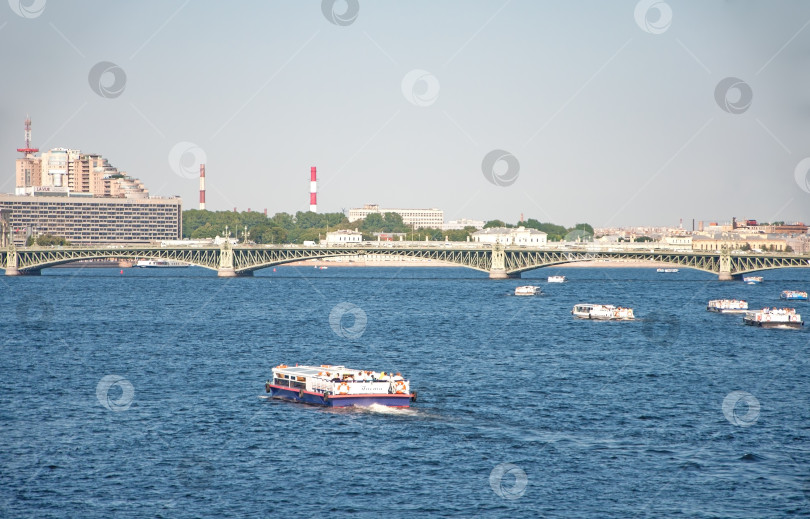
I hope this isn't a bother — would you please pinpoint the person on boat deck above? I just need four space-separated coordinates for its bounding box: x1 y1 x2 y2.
361 371 372 382
392 372 404 381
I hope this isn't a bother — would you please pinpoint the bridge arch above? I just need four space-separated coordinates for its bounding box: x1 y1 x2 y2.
233 248 492 275
503 250 722 277
4 247 220 275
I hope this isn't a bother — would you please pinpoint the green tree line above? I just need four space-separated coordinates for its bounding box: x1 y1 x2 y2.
182 209 594 244
26 234 70 247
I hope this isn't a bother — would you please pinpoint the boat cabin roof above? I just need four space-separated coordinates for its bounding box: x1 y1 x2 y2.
271 365 382 379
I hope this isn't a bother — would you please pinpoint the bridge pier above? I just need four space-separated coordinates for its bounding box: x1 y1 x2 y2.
488 243 521 279
718 246 733 281
217 268 253 278
489 269 520 279
5 268 41 276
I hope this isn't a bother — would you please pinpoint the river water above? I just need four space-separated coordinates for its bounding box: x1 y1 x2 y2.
1 265 809 518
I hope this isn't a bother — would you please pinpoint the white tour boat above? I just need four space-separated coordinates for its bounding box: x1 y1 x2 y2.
656 268 679 273
547 276 566 283
780 290 808 301
135 259 190 268
572 303 635 320
743 308 803 329
264 364 415 407
743 276 763 284
707 299 749 314
515 285 541 296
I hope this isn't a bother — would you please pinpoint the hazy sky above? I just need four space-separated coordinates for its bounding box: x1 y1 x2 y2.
1 0 809 227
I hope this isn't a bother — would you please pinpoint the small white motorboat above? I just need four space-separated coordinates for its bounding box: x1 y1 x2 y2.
515 285 541 296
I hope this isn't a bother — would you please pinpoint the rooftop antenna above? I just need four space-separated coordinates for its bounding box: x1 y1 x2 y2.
17 116 39 157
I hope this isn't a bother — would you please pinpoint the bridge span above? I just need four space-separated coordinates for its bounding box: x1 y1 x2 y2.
2 242 809 280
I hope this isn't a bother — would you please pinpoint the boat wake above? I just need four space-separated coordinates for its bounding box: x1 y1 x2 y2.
323 403 421 417
258 396 425 416
361 403 420 416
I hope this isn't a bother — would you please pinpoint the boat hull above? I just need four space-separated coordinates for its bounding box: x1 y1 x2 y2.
572 313 633 321
743 320 803 329
707 307 748 314
266 384 413 408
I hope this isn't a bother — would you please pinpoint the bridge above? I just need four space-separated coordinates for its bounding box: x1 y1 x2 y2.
2 242 809 280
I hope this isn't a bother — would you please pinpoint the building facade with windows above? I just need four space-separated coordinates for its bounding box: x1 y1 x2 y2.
0 193 182 246
442 218 485 231
472 226 548 246
691 232 787 252
16 150 149 199
325 229 362 245
348 203 444 229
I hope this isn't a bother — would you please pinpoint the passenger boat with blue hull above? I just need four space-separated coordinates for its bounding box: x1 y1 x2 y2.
781 290 808 301
265 364 416 408
743 276 763 284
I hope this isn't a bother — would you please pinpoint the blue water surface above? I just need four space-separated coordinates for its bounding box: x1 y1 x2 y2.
1 265 809 518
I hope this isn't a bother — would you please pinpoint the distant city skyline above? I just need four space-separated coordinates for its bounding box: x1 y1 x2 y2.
2 1 810 227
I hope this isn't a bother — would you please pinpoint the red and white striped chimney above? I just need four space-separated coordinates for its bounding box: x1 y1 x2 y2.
199 164 206 210
309 166 317 212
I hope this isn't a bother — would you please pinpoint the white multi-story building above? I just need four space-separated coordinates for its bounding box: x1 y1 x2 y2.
325 229 362 245
664 236 692 248
472 226 547 246
348 203 443 230
0 193 182 246
442 218 485 231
